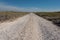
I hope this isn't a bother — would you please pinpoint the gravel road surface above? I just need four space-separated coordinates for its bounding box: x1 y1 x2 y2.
0 13 60 40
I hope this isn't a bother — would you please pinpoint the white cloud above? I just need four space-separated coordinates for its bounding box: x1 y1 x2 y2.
0 5 42 12
0 2 42 12
0 2 60 12
0 4 24 12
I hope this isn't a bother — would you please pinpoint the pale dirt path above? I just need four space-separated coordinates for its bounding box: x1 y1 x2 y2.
0 13 60 40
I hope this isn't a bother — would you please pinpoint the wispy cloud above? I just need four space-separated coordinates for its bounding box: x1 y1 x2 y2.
0 2 59 12
0 2 43 12
0 3 24 12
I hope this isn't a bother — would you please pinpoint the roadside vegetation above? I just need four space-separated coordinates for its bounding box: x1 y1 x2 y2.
0 11 29 22
35 12 60 26
0 11 60 26
35 12 60 17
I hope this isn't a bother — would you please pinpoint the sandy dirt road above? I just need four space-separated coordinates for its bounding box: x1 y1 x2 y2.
0 13 60 40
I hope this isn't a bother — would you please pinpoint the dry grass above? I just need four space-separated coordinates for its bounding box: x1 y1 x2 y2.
0 11 60 23
35 12 60 17
0 11 29 22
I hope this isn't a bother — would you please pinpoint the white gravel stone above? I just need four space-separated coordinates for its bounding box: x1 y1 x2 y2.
0 13 60 40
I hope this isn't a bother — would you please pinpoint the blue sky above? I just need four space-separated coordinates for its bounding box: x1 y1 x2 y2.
0 0 60 12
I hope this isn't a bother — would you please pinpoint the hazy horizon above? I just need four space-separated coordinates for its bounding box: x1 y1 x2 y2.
0 0 60 12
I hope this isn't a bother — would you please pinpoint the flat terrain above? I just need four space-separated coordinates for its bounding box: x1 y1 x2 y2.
0 12 60 22
0 13 60 40
35 12 60 26
0 12 29 22
0 12 60 26
35 12 60 17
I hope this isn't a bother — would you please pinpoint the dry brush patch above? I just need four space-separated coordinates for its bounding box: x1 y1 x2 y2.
0 12 29 23
35 12 60 26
